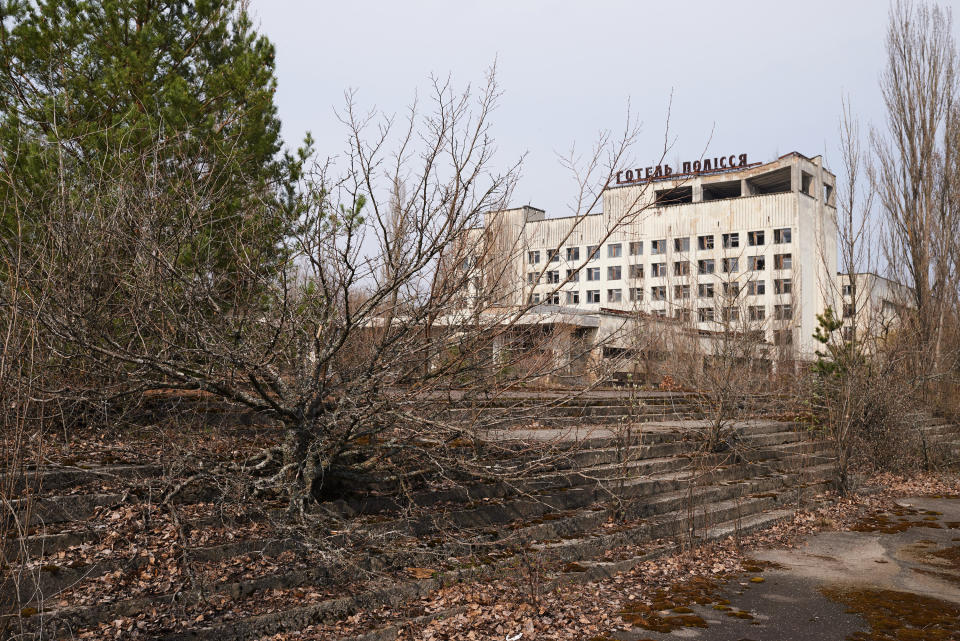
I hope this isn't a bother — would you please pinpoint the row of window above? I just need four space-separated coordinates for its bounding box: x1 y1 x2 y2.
526 229 792 264
530 290 794 319
527 254 792 285
531 279 792 298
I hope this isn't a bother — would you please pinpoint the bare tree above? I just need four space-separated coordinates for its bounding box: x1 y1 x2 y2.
3 67 682 522
873 0 960 379
808 83 931 492
835 96 876 351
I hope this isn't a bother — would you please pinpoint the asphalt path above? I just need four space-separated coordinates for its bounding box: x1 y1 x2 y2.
609 496 960 641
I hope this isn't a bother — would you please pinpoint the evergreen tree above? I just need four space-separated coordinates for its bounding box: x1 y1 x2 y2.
812 306 846 377
0 0 302 276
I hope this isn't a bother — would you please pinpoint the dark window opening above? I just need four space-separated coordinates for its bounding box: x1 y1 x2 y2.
654 186 693 205
746 167 792 195
702 180 742 201
602 346 629 359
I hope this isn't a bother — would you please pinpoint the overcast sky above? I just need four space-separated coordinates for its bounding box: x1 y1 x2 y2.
247 1 950 217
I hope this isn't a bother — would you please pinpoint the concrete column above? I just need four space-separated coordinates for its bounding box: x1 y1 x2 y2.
691 180 703 203
492 332 507 366
552 325 573 375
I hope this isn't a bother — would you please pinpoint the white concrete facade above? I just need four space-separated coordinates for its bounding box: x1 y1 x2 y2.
481 153 840 359
837 272 910 347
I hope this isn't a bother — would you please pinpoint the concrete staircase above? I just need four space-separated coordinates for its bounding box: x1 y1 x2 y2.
908 410 960 466
1 413 846 640
438 390 705 429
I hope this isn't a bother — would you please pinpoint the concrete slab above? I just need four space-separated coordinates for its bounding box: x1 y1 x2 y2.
609 496 960 641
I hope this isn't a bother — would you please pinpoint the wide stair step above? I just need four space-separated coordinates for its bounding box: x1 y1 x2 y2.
6 416 841 640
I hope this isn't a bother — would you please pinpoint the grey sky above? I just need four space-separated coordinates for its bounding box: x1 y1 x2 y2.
248 1 927 217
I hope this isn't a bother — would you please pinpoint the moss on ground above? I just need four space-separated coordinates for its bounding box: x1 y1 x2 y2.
821 587 960 641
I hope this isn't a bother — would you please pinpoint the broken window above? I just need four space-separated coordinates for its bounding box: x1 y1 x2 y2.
774 329 793 346
774 304 793 320
774 253 792 270
654 186 693 205
702 179 742 201
745 167 791 194
774 278 792 295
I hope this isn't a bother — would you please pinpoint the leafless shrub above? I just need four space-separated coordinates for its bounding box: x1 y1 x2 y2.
807 1 960 488
1 184 50 628
1 65 683 531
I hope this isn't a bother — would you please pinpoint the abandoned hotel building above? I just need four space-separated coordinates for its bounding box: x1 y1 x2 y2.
462 152 896 382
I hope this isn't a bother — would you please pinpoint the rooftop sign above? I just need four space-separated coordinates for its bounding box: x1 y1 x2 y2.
615 153 751 185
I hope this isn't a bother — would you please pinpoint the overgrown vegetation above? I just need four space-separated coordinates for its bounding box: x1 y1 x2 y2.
0 0 668 521
3 0 960 637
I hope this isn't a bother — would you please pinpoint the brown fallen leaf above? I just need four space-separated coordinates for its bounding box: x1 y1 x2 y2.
405 567 436 579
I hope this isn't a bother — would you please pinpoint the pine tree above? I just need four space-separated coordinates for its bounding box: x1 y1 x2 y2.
0 0 303 278
812 306 845 377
